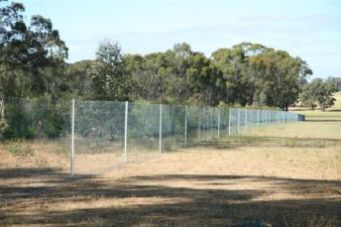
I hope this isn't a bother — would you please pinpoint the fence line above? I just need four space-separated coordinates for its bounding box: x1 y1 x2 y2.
1 98 302 175
69 100 302 175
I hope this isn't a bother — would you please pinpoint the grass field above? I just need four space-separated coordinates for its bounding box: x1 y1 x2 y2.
292 91 341 122
1 94 341 226
1 119 340 226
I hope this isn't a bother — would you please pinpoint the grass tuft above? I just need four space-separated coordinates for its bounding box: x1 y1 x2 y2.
8 139 34 156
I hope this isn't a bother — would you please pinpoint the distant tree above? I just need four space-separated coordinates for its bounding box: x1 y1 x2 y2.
212 43 312 110
64 60 96 98
91 41 132 101
300 78 322 110
316 79 336 111
249 49 312 110
300 78 336 111
211 47 250 106
327 77 341 92
125 43 225 106
186 52 225 106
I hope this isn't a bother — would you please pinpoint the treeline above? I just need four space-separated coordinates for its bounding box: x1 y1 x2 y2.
73 42 312 109
1 0 315 110
66 42 339 112
0 0 338 139
67 41 314 111
2 0 339 112
300 78 337 111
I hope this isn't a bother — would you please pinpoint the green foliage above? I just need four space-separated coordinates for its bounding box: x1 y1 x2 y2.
328 77 341 91
3 96 70 139
0 0 68 100
8 139 33 156
64 60 95 98
212 43 312 110
91 41 133 101
0 1 312 112
300 78 336 111
126 43 226 106
0 1 317 142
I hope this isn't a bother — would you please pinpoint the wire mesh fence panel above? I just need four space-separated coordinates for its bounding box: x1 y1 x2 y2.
219 108 230 138
73 100 125 175
238 108 245 133
3 98 71 169
200 107 217 142
127 102 160 161
161 104 186 151
228 108 237 135
2 98 303 175
186 106 201 145
251 109 256 128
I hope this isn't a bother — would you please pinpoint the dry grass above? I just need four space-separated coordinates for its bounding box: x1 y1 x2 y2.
0 121 340 226
291 91 341 122
0 139 69 171
246 122 341 140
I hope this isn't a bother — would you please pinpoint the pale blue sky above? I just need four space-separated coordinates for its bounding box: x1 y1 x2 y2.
19 0 341 78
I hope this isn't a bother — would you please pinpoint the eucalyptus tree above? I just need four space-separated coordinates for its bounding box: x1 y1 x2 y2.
91 41 133 101
0 0 68 100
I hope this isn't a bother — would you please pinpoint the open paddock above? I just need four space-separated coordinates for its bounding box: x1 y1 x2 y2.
0 121 340 226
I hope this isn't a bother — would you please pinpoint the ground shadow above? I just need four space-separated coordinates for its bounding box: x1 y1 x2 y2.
185 135 341 151
1 168 340 226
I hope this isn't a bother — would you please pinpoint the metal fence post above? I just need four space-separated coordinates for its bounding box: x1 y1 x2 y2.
228 108 231 135
237 108 240 134
245 109 248 131
257 109 260 127
184 106 188 146
217 108 220 139
198 108 201 140
203 107 206 131
159 104 163 153
124 101 128 162
70 99 75 176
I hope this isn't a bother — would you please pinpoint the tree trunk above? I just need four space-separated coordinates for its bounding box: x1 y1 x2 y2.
0 96 7 139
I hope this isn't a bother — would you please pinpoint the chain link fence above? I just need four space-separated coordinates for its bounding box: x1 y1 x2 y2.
2 99 302 175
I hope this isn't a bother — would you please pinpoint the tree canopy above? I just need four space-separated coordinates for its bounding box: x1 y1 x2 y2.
300 78 336 111
0 0 68 100
1 0 327 113
2 0 339 140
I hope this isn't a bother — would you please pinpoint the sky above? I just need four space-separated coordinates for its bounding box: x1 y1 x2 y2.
19 0 341 79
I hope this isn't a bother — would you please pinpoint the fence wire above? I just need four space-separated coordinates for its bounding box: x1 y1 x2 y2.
3 99 302 175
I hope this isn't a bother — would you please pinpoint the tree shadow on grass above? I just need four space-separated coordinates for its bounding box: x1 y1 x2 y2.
0 168 340 226
185 135 341 151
